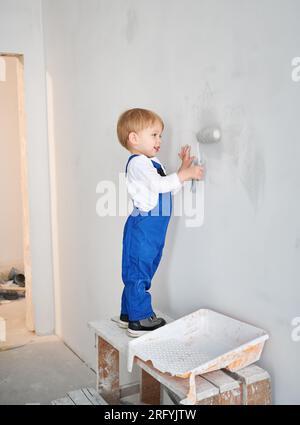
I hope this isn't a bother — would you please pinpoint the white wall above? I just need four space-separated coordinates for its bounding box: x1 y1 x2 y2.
42 0 300 403
0 56 23 272
0 0 55 334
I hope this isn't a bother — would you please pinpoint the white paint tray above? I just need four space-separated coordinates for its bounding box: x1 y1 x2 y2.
128 309 269 404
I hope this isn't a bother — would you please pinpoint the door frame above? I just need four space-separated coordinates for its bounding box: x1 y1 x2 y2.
0 53 34 330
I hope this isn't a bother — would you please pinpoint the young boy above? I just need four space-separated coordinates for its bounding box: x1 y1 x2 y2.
117 108 203 337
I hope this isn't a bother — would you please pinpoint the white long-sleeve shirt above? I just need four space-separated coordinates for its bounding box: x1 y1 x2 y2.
126 154 183 212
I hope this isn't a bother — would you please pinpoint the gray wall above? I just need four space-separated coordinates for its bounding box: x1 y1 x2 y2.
42 0 300 403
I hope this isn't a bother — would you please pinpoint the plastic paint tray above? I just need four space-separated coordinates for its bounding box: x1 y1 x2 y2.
128 309 269 404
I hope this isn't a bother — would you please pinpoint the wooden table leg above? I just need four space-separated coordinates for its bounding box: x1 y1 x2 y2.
140 369 161 404
98 336 120 404
226 365 272 405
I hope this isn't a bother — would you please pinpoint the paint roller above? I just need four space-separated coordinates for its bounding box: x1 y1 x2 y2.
190 126 221 192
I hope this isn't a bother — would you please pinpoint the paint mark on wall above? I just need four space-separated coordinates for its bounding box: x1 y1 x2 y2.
223 105 247 165
200 83 215 109
125 9 138 43
222 104 265 211
177 88 266 211
197 83 217 127
238 127 265 211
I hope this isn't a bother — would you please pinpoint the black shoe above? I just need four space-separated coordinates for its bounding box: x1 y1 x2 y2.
118 312 159 330
118 314 129 328
127 315 166 337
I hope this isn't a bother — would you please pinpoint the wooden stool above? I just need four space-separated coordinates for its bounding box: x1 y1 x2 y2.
88 315 271 405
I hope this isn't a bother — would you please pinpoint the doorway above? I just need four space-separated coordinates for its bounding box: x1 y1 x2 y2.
0 53 34 347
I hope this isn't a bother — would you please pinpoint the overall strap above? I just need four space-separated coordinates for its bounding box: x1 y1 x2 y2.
125 155 166 177
151 160 166 177
125 154 140 174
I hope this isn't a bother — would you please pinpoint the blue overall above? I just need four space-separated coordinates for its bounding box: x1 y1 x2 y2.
121 154 172 321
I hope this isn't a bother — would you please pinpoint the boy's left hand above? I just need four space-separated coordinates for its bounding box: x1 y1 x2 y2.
177 144 205 182
178 145 195 166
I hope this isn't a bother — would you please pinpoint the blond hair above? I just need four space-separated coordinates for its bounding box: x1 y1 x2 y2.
117 108 164 150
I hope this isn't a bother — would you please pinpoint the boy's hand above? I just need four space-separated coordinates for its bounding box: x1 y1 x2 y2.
177 144 205 183
178 144 195 165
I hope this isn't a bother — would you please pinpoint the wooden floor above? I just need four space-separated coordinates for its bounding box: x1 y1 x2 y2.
51 387 108 405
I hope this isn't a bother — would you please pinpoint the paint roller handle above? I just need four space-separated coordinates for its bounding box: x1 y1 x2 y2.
190 157 199 192
190 153 205 191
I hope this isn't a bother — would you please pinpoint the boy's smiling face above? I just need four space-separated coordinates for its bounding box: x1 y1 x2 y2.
128 121 163 158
